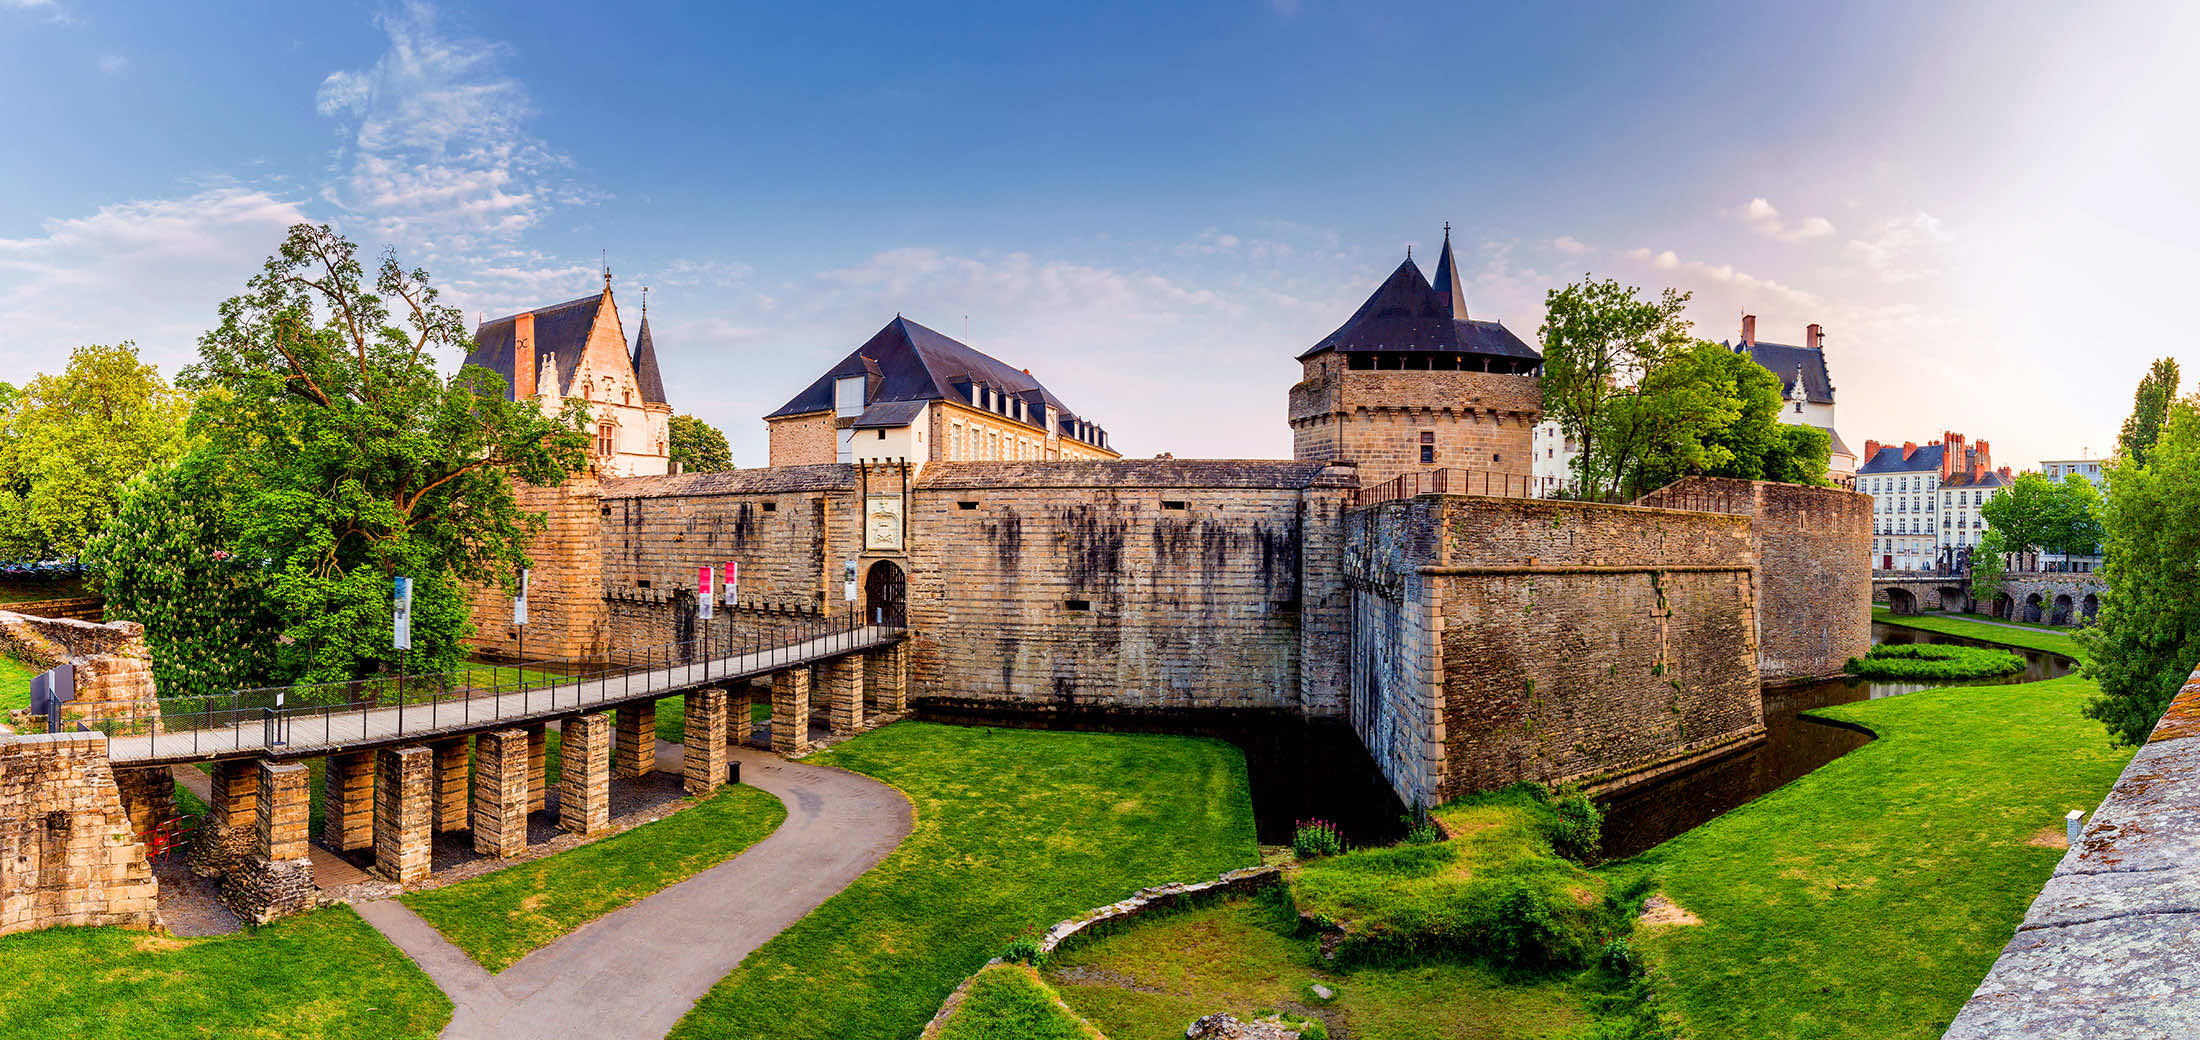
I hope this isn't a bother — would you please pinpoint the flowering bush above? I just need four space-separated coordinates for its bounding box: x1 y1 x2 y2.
1293 818 1344 859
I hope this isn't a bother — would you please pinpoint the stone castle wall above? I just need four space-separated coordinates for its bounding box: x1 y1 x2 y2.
1637 477 1873 683
0 611 161 726
1347 495 1766 807
0 733 159 936
463 475 609 662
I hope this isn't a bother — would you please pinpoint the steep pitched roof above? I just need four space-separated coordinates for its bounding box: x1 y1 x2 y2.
1856 444 1947 474
765 316 1096 432
463 292 609 400
631 313 668 406
1732 339 1835 405
1816 425 1853 459
1431 228 1468 320
1298 256 1541 363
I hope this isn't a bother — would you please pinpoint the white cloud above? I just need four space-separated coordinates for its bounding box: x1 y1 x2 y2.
315 1 591 249
1848 211 1952 282
1552 235 1588 255
1741 196 1837 242
97 54 125 75
2 0 66 22
0 186 312 379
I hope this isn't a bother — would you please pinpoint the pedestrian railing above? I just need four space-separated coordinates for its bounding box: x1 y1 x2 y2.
78 611 904 763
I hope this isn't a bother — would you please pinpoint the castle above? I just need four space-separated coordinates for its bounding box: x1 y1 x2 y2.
462 277 673 479
465 228 1870 809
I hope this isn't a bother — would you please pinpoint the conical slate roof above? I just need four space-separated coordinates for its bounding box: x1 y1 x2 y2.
631 313 668 406
1431 226 1468 321
1298 244 1540 363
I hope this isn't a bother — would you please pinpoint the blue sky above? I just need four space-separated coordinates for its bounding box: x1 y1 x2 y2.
3 0 2194 467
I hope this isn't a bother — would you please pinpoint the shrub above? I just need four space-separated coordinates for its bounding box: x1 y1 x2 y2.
996 934 1044 966
1293 819 1344 859
1844 643 2025 681
1600 937 1638 976
1400 814 1444 846
1479 879 1571 967
1545 784 1604 862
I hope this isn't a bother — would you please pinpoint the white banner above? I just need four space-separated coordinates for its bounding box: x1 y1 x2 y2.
514 568 530 626
393 576 413 650
698 565 715 620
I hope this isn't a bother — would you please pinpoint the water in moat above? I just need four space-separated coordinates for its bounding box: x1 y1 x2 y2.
1596 620 2076 860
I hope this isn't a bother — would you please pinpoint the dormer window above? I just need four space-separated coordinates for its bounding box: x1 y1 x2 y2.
835 375 865 418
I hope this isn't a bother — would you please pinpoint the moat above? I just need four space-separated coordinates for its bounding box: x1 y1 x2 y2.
1597 620 2077 859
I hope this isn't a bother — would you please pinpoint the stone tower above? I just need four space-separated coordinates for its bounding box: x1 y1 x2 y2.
1287 226 1544 489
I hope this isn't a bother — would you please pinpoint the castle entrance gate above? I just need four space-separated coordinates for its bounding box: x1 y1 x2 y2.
865 560 907 626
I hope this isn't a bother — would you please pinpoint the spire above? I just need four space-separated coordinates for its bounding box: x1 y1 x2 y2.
1431 222 1468 321
631 302 668 407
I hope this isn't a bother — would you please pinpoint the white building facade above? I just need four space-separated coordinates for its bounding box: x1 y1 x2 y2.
1855 433 2011 572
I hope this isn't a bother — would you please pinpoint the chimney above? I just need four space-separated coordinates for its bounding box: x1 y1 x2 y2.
1864 439 1882 462
1806 323 1823 352
513 311 537 399
1741 314 1757 348
1943 432 1963 480
1902 441 1918 461
1998 465 2013 481
1975 440 1992 475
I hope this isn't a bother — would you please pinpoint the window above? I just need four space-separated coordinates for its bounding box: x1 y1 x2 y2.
1162 500 1189 511
1064 599 1091 611
596 424 614 455
1421 444 1436 464
877 429 887 440
958 501 979 510
835 375 866 418
762 502 777 512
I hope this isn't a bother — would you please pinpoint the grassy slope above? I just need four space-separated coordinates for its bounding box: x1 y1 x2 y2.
1871 607 2084 659
938 963 1106 1040
668 722 1258 1040
1049 895 1588 1040
0 907 450 1040
0 655 35 715
402 783 786 971
1621 673 2130 1040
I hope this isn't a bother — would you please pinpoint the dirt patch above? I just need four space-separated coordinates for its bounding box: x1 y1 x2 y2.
131 933 191 953
2027 827 2070 849
1639 893 1702 926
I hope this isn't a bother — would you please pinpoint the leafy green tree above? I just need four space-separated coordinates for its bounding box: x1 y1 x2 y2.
2083 398 2200 743
1982 472 2104 561
2119 358 2179 467
0 343 190 560
1969 527 2009 611
1538 277 1693 500
668 413 733 473
1627 342 1829 496
97 224 590 686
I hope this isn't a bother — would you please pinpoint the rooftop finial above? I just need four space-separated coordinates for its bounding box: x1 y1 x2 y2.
641 285 649 318
1443 221 1451 241
1406 243 1412 260
602 251 611 292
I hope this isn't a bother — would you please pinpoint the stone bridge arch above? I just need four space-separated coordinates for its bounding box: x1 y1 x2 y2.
2022 593 2044 624
1885 587 1919 615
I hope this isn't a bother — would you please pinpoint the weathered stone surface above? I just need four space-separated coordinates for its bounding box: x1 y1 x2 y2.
112 765 175 839
1287 348 1541 488
561 713 613 836
323 750 374 852
820 654 865 735
1186 1012 1303 1039
1039 865 1283 956
615 702 655 778
0 732 159 936
190 758 257 878
219 759 315 925
684 687 728 795
527 724 548 814
0 611 162 727
1946 665 2200 1037
373 747 433 884
433 737 469 832
472 728 530 858
771 669 810 756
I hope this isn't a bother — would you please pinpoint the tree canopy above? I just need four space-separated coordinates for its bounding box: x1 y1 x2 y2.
1626 342 1831 497
669 413 733 473
1980 471 2103 559
0 343 191 561
2118 357 2179 467
2082 396 2200 743
92 224 590 687
1538 277 1694 500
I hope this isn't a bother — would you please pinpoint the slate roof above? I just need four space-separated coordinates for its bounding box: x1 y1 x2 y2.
631 314 668 406
765 316 1098 435
851 400 928 428
1297 255 1541 363
1856 444 1948 474
1430 229 1469 320
1731 339 1835 405
600 464 857 499
464 292 609 400
917 459 1335 490
1941 469 2010 489
1817 426 1854 459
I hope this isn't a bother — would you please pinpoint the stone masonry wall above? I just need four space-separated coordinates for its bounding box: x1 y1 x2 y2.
463 475 608 661
0 611 161 726
1346 494 1765 807
1290 351 1542 487
1636 477 1872 684
0 732 159 936
766 412 837 468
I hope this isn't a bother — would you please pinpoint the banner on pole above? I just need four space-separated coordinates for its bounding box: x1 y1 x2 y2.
699 565 715 620
723 561 738 607
393 576 414 650
843 557 858 603
514 568 530 626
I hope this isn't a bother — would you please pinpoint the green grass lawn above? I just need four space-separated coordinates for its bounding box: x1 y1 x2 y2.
1 654 36 715
1048 893 1591 1040
940 963 1106 1040
650 690 770 745
0 906 450 1039
1872 607 2085 659
1615 672 2131 1040
668 722 1258 1040
401 782 786 971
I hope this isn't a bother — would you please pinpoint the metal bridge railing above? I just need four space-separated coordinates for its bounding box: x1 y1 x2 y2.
72 611 903 761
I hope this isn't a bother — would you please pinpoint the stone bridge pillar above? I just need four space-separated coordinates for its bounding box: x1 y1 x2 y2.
190 759 258 878
373 747 433 885
867 644 907 715
526 724 548 814
323 751 373 853
772 668 811 755
822 655 865 735
684 687 728 797
433 737 469 833
561 713 612 836
472 728 530 859
221 760 314 924
614 702 655 778
730 686 756 746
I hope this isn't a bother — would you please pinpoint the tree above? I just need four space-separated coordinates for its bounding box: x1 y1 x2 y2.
1538 277 1694 500
0 343 190 560
2118 358 2179 467
1981 472 2104 562
97 224 590 686
1970 527 2009 611
668 413 732 473
2082 398 2200 743
1627 342 1829 496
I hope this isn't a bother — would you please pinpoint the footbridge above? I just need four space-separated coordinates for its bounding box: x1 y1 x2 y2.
1873 570 2104 626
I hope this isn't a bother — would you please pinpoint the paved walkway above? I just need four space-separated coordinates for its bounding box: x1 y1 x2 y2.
361 738 913 1040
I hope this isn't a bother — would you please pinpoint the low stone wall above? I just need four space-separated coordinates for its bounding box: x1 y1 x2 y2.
0 596 101 621
0 610 161 726
0 732 160 936
1943 662 2200 1037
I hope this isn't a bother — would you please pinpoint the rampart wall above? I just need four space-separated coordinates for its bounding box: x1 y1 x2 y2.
0 733 159 936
